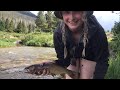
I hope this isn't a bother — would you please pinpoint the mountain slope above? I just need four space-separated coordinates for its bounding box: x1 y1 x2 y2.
0 11 37 26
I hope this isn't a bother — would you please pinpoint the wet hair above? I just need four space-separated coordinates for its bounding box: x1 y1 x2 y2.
60 11 88 59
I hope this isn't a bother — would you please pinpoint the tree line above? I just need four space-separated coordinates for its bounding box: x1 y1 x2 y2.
0 17 35 33
0 11 60 33
35 11 60 32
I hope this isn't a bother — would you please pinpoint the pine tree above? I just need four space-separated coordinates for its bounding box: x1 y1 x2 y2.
5 18 10 32
44 11 54 32
0 18 5 31
52 13 60 30
45 11 52 28
14 21 22 33
35 11 46 31
21 21 28 33
28 24 35 33
1 17 5 22
9 19 14 32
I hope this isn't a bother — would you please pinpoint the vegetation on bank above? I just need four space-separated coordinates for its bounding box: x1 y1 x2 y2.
0 31 53 48
0 31 23 47
105 22 120 79
22 32 53 47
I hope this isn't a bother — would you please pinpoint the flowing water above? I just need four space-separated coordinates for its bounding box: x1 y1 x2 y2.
0 46 58 79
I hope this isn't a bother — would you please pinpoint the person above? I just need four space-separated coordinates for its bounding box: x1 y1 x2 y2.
53 11 109 79
25 11 109 79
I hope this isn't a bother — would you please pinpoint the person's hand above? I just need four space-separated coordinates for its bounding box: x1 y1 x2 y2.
24 61 55 76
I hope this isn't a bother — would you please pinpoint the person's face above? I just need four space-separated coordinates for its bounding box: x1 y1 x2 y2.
62 11 84 32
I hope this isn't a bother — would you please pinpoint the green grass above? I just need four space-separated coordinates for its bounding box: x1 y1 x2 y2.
0 40 16 47
0 31 22 48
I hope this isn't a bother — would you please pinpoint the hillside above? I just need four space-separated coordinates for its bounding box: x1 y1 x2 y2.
0 11 37 27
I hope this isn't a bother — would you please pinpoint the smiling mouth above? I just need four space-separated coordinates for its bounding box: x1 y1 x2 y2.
69 22 78 25
68 20 79 25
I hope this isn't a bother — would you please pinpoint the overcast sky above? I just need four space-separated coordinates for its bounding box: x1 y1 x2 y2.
30 11 120 31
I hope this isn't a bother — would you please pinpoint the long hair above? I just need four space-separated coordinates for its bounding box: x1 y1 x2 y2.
82 11 89 57
61 11 89 59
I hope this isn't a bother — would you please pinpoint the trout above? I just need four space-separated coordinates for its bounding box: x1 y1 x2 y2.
24 62 76 79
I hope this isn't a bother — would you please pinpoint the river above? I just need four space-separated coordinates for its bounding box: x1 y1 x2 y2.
0 46 57 69
0 46 58 79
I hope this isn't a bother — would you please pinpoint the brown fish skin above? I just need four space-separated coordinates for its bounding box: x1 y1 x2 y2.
49 63 74 77
24 64 46 75
24 63 76 79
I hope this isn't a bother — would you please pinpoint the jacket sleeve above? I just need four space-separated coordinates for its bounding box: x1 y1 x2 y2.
53 28 71 67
